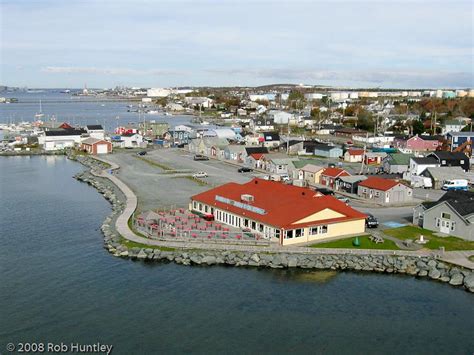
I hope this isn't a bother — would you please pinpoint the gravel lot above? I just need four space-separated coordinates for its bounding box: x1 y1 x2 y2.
105 149 255 211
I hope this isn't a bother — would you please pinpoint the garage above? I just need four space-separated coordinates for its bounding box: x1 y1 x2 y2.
80 138 112 155
96 143 109 154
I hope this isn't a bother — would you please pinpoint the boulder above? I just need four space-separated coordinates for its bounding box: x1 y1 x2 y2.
250 254 261 263
428 268 441 279
463 273 474 289
137 250 148 259
288 256 298 268
449 273 464 286
202 256 217 265
427 260 437 268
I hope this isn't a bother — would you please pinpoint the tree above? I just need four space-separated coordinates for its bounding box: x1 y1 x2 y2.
412 120 425 135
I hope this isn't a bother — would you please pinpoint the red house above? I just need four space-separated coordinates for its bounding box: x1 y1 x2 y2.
394 135 442 152
319 167 350 188
80 138 112 155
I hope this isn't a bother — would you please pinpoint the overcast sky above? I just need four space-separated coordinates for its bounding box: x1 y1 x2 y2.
1 0 473 88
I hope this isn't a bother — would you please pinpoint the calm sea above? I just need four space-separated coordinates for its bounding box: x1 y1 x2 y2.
0 156 473 355
0 90 192 131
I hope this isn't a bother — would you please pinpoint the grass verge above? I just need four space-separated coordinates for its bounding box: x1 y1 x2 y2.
119 237 176 251
383 226 474 251
174 175 208 186
135 155 177 172
310 235 400 250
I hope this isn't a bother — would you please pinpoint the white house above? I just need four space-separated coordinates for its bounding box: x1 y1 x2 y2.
268 110 294 124
405 157 440 180
85 125 105 140
38 129 85 151
121 133 144 148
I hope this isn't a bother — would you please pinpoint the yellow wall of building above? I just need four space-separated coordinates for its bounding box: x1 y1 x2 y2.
282 219 366 245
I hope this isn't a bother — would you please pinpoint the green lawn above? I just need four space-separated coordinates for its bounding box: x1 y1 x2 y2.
135 156 176 172
383 226 474 251
309 235 400 250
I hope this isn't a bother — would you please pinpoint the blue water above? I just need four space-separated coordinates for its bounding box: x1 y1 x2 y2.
0 156 473 354
0 90 192 131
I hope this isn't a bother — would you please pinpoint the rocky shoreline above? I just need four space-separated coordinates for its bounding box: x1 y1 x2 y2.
71 154 474 293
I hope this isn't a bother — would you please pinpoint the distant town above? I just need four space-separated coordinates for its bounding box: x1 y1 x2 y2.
1 83 474 279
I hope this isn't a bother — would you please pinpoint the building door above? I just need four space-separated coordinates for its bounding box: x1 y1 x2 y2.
440 220 450 234
97 144 108 154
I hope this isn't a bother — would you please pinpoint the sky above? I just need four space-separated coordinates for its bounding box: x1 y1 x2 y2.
1 0 473 88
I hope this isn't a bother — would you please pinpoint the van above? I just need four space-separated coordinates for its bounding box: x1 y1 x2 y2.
441 179 468 191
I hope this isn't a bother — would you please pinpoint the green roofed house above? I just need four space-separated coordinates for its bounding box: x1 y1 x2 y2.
382 153 414 174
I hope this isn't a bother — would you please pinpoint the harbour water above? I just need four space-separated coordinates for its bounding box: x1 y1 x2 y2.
0 90 193 131
0 156 473 354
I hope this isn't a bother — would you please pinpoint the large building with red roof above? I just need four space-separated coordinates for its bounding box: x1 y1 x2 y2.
357 177 413 204
190 178 367 245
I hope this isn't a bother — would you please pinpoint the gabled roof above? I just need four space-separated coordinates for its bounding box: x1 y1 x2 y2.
59 122 74 129
422 167 468 181
86 124 104 130
386 153 413 165
44 129 85 136
321 167 350 178
429 151 468 161
346 149 365 156
249 153 264 160
423 191 474 218
81 137 108 145
313 143 342 152
336 175 368 184
447 132 474 137
358 177 402 191
191 178 366 229
300 164 325 173
411 157 439 165
245 147 269 155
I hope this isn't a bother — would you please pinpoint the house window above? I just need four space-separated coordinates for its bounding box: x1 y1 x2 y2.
320 225 328 234
205 206 208 213
285 230 293 239
244 219 249 227
251 221 256 230
460 160 464 164
198 203 202 211
295 229 303 238
374 191 380 197
259 224 264 232
441 212 451 220
193 201 197 209
436 218 440 227
310 227 318 235
451 222 456 231
275 230 280 239
442 160 446 164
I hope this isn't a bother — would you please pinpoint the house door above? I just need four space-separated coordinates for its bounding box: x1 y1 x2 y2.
440 220 450 234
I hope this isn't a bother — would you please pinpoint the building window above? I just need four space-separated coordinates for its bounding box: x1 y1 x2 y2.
198 203 202 211
295 229 303 238
193 201 197 209
460 160 464 164
451 222 456 231
244 219 249 227
436 218 440 227
441 212 451 220
259 224 264 232
310 227 318 235
374 191 380 197
275 230 280 239
442 160 446 164
285 230 293 239
205 206 208 213
320 225 328 234
251 221 256 230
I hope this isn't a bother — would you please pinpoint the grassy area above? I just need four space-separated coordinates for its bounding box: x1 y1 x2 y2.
469 255 474 262
310 235 400 250
384 226 474 251
120 237 176 251
174 175 208 186
135 156 176 172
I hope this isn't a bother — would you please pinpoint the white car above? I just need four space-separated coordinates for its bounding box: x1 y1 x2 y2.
192 171 208 178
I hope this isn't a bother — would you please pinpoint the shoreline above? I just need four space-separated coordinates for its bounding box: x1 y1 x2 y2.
70 154 474 293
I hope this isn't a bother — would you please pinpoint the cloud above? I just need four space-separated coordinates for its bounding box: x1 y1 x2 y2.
41 66 186 76
207 68 474 88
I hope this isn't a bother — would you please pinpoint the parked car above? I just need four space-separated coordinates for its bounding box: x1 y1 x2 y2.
137 151 147 156
238 167 253 173
441 179 468 191
193 154 209 161
336 196 350 204
365 213 379 228
192 171 208 178
315 187 334 196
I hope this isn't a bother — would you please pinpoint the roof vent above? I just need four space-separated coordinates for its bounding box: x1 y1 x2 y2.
241 194 254 203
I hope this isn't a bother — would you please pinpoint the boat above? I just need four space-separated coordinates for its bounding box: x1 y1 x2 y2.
164 112 173 116
147 110 160 114
34 100 44 119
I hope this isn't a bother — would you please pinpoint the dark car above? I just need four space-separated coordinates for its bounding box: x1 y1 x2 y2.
365 213 379 228
193 154 209 161
137 151 147 156
238 167 253 173
314 187 334 196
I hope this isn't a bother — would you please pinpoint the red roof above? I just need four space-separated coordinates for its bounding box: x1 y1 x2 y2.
358 177 401 191
347 149 365 156
321 167 350 178
250 153 264 160
59 122 73 129
191 178 366 229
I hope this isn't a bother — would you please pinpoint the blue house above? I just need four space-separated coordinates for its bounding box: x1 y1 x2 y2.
447 132 474 151
313 143 343 158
